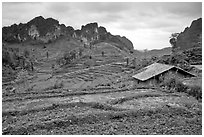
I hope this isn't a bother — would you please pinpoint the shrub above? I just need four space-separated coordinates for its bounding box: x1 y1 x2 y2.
15 69 30 90
53 80 64 89
161 77 202 101
187 85 202 101
15 69 29 84
23 49 30 58
78 48 83 57
107 83 111 86
2 50 10 65
62 50 77 65
175 81 188 93
161 77 178 90
161 77 187 92
2 49 18 69
52 103 59 108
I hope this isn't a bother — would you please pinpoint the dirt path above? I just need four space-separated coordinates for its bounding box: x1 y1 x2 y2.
2 89 156 113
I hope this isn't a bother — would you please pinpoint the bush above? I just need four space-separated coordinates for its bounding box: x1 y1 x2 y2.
161 77 178 90
2 49 18 69
187 86 202 101
78 48 83 57
53 80 64 89
15 69 29 84
23 49 30 58
15 69 30 91
161 77 187 92
161 77 202 101
175 81 188 93
63 50 77 65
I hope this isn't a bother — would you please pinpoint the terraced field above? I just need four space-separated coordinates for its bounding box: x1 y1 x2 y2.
2 42 202 135
2 60 202 135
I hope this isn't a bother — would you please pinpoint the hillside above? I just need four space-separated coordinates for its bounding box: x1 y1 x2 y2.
176 18 202 50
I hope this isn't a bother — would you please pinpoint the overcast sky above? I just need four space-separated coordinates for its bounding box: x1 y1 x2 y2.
2 2 202 50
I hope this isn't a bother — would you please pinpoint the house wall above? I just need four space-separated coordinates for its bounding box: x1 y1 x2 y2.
133 78 157 88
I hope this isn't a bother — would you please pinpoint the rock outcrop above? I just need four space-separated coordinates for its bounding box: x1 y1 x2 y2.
176 18 202 50
73 22 134 52
2 16 74 43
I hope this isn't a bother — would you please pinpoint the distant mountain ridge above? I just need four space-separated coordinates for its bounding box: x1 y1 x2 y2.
133 47 172 59
2 16 134 52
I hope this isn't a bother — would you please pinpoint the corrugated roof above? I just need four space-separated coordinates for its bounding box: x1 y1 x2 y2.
132 63 195 81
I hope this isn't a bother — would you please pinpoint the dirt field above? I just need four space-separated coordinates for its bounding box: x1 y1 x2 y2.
2 87 202 135
2 43 202 135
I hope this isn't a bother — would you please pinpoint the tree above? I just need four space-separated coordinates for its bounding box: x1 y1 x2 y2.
169 33 179 54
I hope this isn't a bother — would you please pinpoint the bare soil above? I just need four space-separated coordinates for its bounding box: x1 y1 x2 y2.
2 43 202 135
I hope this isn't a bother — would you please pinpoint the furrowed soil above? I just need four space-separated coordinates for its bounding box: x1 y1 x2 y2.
2 87 202 135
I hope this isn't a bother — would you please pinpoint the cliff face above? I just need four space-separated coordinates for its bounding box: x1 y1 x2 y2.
2 16 134 52
73 22 134 52
176 18 202 50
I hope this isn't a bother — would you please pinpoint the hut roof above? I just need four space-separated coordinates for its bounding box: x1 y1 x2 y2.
132 63 196 81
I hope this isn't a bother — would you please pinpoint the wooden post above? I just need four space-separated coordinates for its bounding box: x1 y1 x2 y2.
31 61 34 71
46 51 49 59
126 58 129 66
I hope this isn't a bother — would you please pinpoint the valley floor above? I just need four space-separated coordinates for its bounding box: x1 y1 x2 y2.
2 43 202 135
2 64 202 135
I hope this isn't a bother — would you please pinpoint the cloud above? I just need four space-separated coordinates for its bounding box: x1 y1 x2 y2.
2 2 202 50
161 2 202 18
46 3 72 14
74 2 132 13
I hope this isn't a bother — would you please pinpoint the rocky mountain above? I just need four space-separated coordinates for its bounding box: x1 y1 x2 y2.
2 16 74 43
2 16 134 52
176 18 202 50
72 22 134 52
